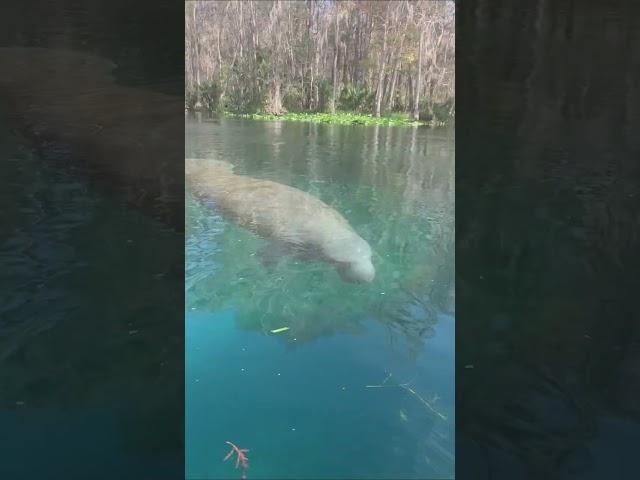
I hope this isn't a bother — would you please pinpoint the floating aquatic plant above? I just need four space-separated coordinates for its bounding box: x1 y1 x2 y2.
225 111 432 127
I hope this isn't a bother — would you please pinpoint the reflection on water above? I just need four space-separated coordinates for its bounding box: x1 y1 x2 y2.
186 117 454 348
186 116 454 479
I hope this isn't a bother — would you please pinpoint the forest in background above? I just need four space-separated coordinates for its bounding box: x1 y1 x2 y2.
185 0 454 123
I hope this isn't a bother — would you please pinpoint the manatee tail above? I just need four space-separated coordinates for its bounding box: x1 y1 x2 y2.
185 158 235 176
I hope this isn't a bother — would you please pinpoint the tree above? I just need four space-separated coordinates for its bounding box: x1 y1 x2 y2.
373 2 390 117
185 0 455 122
412 16 424 121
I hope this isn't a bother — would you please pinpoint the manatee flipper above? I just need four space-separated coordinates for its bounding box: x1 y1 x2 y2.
257 242 292 270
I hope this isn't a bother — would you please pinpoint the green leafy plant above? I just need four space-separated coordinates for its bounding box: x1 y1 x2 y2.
226 111 427 127
185 88 199 110
198 80 222 112
338 85 375 113
282 85 305 112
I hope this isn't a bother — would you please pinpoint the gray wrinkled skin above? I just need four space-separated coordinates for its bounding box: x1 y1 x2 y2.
186 158 375 283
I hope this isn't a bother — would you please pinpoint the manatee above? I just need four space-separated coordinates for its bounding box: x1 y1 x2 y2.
185 158 375 283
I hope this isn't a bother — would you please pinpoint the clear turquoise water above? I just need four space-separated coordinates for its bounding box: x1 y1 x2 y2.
185 116 455 479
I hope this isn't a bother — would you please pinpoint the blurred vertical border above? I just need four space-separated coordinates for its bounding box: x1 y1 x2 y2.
0 1 184 478
456 0 640 479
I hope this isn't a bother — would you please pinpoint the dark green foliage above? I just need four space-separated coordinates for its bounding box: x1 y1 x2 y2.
338 85 375 113
225 87 265 115
185 88 198 110
282 85 305 112
198 80 221 112
419 98 454 124
217 47 273 114
317 79 333 113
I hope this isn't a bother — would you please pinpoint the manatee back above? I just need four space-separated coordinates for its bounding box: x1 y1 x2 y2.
186 165 371 265
264 185 370 264
186 158 234 173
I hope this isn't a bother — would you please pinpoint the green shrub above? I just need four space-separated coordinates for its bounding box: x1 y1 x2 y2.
185 88 198 110
338 85 374 113
317 79 333 112
224 86 266 114
198 80 222 112
282 85 305 112
419 98 454 124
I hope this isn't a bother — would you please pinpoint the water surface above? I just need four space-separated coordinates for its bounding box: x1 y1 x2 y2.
186 116 455 479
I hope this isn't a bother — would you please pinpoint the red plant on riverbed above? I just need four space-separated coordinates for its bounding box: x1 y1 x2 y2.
223 441 250 479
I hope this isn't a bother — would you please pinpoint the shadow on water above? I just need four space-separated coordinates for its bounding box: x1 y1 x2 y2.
458 1 640 478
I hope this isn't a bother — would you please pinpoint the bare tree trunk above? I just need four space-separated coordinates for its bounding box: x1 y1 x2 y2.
216 28 222 72
331 8 340 113
271 78 283 114
249 2 257 63
384 36 405 112
184 0 454 120
238 1 244 60
192 2 201 107
184 4 193 98
374 6 389 117
308 1 318 110
385 61 400 112
407 74 413 113
412 27 424 121
313 26 320 110
385 2 409 112
340 41 347 87
267 0 285 115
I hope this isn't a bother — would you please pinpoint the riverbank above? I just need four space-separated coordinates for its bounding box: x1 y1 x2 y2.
222 111 450 128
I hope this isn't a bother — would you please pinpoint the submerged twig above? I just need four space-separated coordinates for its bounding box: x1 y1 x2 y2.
365 373 447 421
223 441 249 480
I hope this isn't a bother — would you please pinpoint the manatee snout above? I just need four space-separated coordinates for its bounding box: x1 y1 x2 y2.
337 258 375 283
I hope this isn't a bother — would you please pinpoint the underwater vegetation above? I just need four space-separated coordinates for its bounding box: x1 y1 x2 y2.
186 119 454 478
185 143 453 354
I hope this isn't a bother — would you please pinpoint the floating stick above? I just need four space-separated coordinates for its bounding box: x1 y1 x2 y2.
270 327 290 334
365 372 447 421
